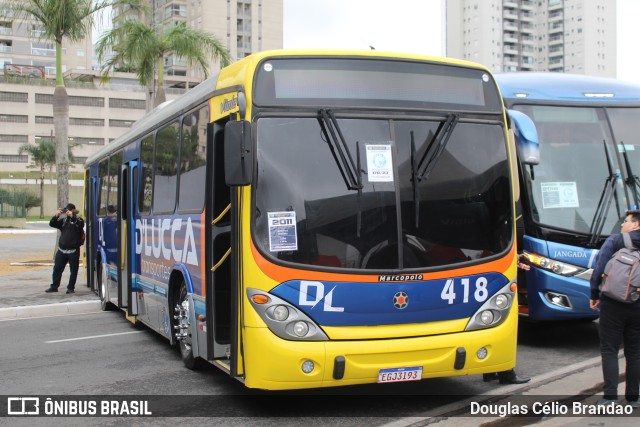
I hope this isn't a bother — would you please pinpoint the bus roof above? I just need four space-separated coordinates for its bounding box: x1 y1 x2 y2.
495 72 640 102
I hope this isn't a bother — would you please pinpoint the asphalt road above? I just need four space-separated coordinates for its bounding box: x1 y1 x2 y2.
0 308 601 426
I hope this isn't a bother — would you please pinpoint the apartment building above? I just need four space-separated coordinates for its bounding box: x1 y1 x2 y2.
0 0 283 172
0 4 93 78
0 75 167 169
445 0 616 75
114 0 283 84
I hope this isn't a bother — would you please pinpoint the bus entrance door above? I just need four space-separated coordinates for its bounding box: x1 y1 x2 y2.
88 176 98 293
120 162 137 315
207 120 233 364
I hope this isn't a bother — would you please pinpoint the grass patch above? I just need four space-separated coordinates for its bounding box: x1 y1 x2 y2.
0 171 84 180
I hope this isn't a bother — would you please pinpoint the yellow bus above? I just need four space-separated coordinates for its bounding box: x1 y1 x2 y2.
84 49 520 390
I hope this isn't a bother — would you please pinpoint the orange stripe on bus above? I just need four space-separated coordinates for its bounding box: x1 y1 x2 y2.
250 240 516 283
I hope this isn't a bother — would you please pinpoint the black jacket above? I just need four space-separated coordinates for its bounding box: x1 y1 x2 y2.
49 214 85 250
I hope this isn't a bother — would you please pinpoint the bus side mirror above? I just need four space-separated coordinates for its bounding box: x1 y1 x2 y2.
224 120 253 186
508 109 540 165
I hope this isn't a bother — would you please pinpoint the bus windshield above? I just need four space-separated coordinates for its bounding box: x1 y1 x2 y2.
513 105 628 235
254 115 511 270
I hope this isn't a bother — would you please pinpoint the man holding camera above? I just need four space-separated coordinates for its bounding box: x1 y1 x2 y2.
45 203 85 294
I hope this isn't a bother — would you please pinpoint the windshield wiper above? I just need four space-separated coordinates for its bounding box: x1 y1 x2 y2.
318 109 362 191
415 113 459 183
620 141 640 209
318 109 364 237
410 114 459 228
588 141 620 247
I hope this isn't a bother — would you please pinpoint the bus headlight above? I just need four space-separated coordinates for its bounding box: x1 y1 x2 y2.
523 252 584 277
479 310 494 325
465 282 514 331
494 294 509 309
247 288 328 341
272 305 289 321
293 321 309 337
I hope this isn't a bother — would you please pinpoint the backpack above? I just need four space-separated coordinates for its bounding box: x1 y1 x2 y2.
600 233 640 303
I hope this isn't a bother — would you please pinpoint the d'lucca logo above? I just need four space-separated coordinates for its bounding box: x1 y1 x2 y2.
220 95 238 114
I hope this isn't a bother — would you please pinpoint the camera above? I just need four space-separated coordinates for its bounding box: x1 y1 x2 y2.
59 208 68 214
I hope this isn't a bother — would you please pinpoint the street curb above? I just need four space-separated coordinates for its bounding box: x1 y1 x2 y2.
0 229 57 234
9 262 55 266
0 300 102 320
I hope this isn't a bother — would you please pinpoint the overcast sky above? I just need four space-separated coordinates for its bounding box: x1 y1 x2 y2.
283 0 640 85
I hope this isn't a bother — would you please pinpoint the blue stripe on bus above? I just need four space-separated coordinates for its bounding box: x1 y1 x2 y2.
135 276 168 297
270 272 509 327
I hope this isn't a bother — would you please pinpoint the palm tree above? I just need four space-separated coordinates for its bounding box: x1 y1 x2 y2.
3 0 144 210
96 20 231 109
18 140 76 218
18 141 55 218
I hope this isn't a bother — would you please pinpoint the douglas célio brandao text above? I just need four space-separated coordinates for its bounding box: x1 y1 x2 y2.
470 400 634 417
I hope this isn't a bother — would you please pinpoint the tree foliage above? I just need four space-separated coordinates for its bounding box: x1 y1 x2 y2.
18 140 75 218
1 0 144 211
96 20 231 107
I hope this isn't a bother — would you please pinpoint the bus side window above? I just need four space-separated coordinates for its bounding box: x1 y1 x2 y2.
139 133 154 215
178 104 209 212
153 121 180 214
108 151 122 217
98 158 109 216
212 119 231 225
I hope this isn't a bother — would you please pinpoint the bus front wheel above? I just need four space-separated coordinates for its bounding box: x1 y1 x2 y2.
173 280 200 370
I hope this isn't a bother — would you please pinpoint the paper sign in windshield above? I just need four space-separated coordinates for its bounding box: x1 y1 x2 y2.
366 144 393 182
617 143 636 152
268 211 298 252
541 182 579 209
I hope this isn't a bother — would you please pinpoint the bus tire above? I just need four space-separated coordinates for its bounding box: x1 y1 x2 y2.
97 261 113 311
174 279 201 370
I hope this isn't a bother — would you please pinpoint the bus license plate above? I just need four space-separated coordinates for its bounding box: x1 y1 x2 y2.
377 366 423 383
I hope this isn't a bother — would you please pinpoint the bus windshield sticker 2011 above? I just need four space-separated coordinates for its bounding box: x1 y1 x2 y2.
268 211 298 252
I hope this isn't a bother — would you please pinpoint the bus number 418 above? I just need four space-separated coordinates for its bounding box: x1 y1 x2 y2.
441 277 489 304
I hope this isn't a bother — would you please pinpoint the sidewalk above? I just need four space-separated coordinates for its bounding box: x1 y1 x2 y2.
0 261 100 319
400 356 636 427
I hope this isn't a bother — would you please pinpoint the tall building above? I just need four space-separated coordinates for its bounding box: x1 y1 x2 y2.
445 0 616 76
113 0 283 86
0 3 93 77
0 1 282 173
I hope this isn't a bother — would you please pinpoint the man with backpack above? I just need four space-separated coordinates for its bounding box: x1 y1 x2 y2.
45 203 85 294
590 209 640 407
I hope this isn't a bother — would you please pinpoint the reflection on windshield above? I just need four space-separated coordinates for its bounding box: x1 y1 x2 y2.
607 108 640 210
513 105 628 235
254 116 511 270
